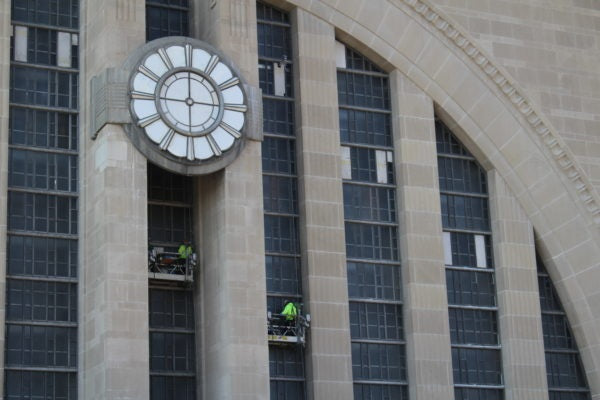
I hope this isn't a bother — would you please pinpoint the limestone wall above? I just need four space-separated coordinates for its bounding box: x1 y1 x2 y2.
431 0 600 192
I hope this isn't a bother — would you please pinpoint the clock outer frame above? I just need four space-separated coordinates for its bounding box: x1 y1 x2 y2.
123 36 249 176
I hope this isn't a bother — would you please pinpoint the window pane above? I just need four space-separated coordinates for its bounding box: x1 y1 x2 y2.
451 347 502 385
349 302 403 341
347 262 402 301
351 342 406 382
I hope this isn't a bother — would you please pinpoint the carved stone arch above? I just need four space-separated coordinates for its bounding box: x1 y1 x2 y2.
280 0 600 395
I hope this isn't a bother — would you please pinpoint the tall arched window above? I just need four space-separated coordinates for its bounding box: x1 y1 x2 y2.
5 0 80 397
258 3 305 398
537 256 590 400
436 120 503 399
338 42 407 400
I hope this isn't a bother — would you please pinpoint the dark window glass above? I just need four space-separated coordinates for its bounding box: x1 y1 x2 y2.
148 163 193 203
447 232 493 269
5 370 77 400
6 324 77 368
146 3 189 41
148 204 193 245
441 194 489 231
257 23 291 60
350 147 377 183
9 149 77 192
256 2 289 24
454 387 503 400
7 279 77 323
347 262 402 301
538 261 590 397
542 313 575 350
345 222 398 261
446 269 496 307
10 66 78 109
349 302 403 341
150 376 195 400
269 346 304 378
150 332 195 372
538 274 564 312
266 255 301 295
259 60 293 97
149 289 195 330
10 108 78 151
8 192 77 235
149 288 196 399
264 215 298 254
436 119 472 157
548 392 590 400
343 184 395 223
263 175 297 214
451 347 502 385
344 47 385 73
270 380 305 400
340 109 391 147
8 235 77 278
338 72 389 110
262 137 296 174
351 342 406 382
23 27 57 65
437 156 487 194
12 0 79 29
449 308 498 345
545 352 588 388
263 98 295 136
353 384 408 400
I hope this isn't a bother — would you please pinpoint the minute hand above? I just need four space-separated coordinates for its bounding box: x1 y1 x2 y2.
191 99 218 107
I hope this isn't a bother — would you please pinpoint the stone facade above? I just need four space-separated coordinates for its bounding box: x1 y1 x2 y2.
0 0 598 399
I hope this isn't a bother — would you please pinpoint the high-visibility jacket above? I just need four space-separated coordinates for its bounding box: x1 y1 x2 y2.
281 302 297 321
178 244 192 259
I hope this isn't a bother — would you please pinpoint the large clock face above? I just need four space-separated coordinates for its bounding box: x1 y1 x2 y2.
129 43 247 161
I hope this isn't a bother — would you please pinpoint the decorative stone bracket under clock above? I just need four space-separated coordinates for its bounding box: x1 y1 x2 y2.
90 36 262 175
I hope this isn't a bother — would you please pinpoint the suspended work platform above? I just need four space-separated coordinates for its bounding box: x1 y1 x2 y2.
148 246 196 283
267 311 310 346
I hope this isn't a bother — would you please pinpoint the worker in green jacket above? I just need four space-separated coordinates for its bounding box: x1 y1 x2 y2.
178 240 193 261
281 300 298 321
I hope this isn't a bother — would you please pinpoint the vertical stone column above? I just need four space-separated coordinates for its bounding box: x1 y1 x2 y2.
0 2 11 396
489 170 549 400
80 1 149 398
390 71 454 400
194 1 269 399
292 9 354 400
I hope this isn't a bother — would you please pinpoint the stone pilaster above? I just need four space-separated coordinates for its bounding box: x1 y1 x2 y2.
489 170 549 400
80 0 149 398
292 9 354 400
0 2 11 396
194 1 269 399
391 71 455 400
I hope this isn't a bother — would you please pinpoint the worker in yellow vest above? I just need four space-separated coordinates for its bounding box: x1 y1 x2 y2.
281 300 297 322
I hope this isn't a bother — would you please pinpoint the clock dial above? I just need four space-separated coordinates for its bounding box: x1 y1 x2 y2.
130 43 247 162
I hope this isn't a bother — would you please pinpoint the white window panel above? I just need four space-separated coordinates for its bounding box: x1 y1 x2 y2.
14 26 28 62
443 232 453 266
57 32 72 67
335 41 346 69
274 62 286 96
71 33 78 45
475 234 487 268
340 146 351 179
376 150 388 183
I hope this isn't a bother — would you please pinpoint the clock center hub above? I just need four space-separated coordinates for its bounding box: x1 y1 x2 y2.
185 97 194 106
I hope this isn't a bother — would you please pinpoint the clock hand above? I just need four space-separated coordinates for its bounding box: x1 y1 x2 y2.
190 99 219 107
159 97 188 103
